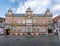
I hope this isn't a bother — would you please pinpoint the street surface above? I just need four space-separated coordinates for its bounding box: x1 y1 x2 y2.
0 35 60 46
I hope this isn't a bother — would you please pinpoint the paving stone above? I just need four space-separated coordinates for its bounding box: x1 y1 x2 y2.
0 35 60 46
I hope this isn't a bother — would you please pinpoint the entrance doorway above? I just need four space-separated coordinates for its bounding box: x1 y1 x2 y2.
48 28 52 33
26 26 32 35
6 29 10 35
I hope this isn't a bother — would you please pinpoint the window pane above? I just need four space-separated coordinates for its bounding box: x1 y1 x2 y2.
26 19 32 25
42 26 46 32
18 20 21 24
33 26 36 32
33 20 36 24
37 26 40 32
17 26 20 31
13 26 16 31
22 20 25 24
26 26 32 32
21 26 25 32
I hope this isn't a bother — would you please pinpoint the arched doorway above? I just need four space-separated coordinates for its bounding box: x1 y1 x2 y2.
6 29 10 35
48 25 52 34
5 25 11 35
48 28 52 33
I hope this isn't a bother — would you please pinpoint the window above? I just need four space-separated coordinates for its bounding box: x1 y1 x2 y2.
26 26 32 32
28 16 31 18
37 20 41 24
42 26 46 32
42 18 45 24
18 20 21 24
1 23 4 27
21 26 25 32
8 12 12 15
26 19 32 25
6 21 10 24
17 26 20 31
13 18 16 24
0 22 2 27
22 20 25 24
37 26 40 32
33 26 36 32
57 22 60 28
48 19 51 24
13 21 16 24
13 26 16 31
47 17 51 24
33 20 36 24
58 20 60 22
6 25 11 29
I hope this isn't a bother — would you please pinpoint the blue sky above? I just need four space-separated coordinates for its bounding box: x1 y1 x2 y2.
0 0 60 18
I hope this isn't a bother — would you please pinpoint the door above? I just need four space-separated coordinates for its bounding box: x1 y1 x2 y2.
27 28 31 35
26 26 32 35
48 29 52 33
6 29 10 35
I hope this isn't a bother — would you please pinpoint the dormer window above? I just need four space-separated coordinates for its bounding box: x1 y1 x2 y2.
8 12 12 15
28 16 31 18
25 7 33 17
8 8 12 15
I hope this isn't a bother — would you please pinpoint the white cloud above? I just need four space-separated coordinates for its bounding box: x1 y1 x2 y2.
51 4 60 12
15 0 60 18
50 4 60 18
16 0 51 14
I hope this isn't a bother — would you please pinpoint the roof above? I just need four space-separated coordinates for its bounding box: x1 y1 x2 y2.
33 14 44 17
0 18 5 21
13 14 25 17
53 15 60 23
13 14 44 17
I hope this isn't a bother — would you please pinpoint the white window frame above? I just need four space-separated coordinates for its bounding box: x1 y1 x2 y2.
33 26 36 32
17 26 21 31
21 26 25 32
13 26 16 31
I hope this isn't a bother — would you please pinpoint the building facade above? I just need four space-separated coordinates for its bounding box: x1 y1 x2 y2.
53 15 60 36
4 7 53 35
0 18 5 34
